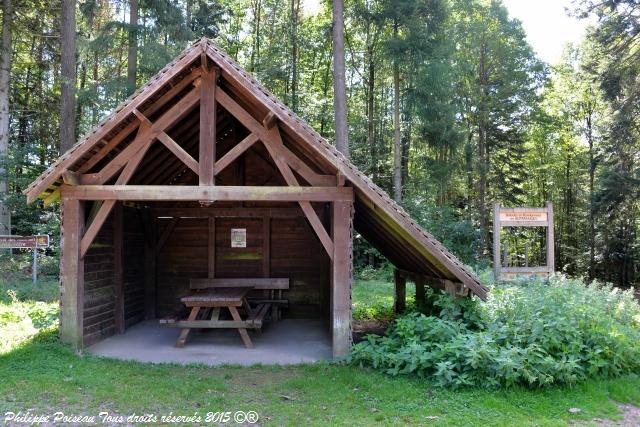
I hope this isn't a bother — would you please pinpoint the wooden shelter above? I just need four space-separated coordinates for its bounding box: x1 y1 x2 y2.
25 39 488 357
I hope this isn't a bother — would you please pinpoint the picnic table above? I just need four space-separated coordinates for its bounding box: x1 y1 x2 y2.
165 287 272 349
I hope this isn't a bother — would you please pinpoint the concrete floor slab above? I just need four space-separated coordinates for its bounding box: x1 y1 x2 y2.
87 319 332 366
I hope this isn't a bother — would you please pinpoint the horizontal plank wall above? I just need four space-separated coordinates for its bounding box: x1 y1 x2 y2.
153 205 330 319
83 206 116 346
123 207 146 327
156 217 208 317
270 215 328 318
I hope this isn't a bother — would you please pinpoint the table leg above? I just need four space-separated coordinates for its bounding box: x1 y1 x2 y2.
176 306 200 348
228 306 253 349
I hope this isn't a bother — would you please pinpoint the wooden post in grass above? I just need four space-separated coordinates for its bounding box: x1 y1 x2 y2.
331 200 353 358
394 268 406 314
415 276 425 306
60 197 84 349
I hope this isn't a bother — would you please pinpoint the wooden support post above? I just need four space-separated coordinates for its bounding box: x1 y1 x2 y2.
199 59 217 187
113 202 125 333
547 202 554 274
60 198 85 350
262 216 270 278
493 203 501 281
143 210 156 319
331 200 352 358
394 269 406 314
415 276 425 306
208 216 216 279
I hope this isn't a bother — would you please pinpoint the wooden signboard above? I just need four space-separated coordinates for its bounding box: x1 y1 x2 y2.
0 235 50 283
0 235 50 249
493 203 554 281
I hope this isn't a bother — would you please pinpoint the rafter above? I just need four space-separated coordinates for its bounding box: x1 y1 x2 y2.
156 132 199 175
216 88 335 186
80 136 154 257
83 88 200 185
213 133 258 175
261 127 335 259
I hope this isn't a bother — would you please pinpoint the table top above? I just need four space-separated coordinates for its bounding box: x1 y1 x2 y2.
180 287 251 304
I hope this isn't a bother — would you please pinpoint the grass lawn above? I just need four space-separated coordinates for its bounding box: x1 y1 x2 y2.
1 276 640 426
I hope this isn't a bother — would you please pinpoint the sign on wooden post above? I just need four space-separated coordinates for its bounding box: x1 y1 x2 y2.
493 203 554 281
0 235 50 283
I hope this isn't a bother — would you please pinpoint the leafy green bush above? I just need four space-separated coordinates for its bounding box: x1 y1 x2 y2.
350 276 640 388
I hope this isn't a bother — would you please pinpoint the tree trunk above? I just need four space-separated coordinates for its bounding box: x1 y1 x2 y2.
127 0 138 95
332 0 349 157
477 43 489 254
249 0 261 73
586 108 596 281
290 0 300 112
0 0 13 234
392 21 402 203
60 0 76 154
367 47 375 180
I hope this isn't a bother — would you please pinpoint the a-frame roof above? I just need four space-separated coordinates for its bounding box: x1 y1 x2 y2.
25 38 488 300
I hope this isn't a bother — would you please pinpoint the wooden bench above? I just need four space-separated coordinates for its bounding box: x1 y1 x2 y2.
189 278 290 320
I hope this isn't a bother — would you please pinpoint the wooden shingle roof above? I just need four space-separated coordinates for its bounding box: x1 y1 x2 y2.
25 38 488 300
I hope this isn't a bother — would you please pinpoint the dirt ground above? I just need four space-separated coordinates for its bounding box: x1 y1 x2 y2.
594 404 640 426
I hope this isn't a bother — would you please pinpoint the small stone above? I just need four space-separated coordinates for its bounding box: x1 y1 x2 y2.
370 408 379 413
568 407 582 414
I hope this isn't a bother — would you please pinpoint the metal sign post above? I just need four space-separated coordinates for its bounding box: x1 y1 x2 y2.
493 203 554 281
0 235 50 283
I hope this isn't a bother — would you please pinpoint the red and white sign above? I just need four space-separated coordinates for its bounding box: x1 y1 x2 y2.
0 235 50 249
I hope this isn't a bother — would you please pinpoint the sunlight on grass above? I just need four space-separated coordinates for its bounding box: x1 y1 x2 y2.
0 277 59 353
0 275 638 425
352 279 415 321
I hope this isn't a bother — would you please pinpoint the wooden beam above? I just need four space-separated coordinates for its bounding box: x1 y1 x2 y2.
217 87 334 186
213 133 259 175
60 198 84 350
79 136 154 258
415 276 425 305
190 278 289 290
59 185 353 202
267 140 336 186
156 132 199 174
262 111 278 129
79 69 202 175
208 216 215 278
151 206 306 218
331 199 352 358
87 88 200 185
394 268 406 314
547 202 555 273
199 63 217 186
261 127 335 259
113 202 125 334
262 216 270 277
62 171 79 185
